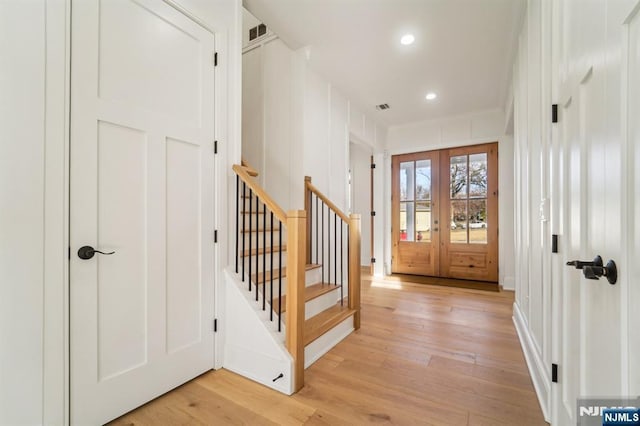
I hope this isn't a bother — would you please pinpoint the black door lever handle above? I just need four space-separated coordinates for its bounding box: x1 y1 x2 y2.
583 260 617 285
566 255 602 270
78 245 115 260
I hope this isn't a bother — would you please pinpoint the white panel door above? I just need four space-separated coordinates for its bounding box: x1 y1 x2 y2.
553 0 637 424
69 0 216 424
628 1 640 397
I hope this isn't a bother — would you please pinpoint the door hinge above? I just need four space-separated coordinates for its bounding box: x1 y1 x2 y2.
371 257 376 263
68 246 71 260
214 140 218 154
214 230 218 243
552 363 558 383
214 52 219 67
552 234 558 253
213 318 218 332
371 211 376 216
371 163 376 169
552 104 558 123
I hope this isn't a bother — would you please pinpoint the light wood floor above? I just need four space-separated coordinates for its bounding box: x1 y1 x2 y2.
110 272 546 425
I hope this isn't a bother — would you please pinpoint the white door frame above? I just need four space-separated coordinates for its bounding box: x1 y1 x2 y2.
37 0 241 424
53 1 229 423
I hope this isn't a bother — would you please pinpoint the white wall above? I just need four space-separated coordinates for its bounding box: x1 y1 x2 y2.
241 18 386 214
0 1 242 424
384 109 516 289
511 1 553 419
1 2 66 424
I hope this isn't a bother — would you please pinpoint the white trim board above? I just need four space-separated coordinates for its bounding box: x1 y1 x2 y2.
513 301 551 422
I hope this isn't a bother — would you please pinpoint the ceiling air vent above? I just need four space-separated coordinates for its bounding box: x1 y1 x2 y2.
249 23 268 41
376 103 390 111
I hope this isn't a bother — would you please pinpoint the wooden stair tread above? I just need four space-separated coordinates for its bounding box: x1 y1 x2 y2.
253 264 321 284
272 282 340 314
240 245 287 257
304 303 355 346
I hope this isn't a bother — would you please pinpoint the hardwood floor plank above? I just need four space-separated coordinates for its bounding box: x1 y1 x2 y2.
108 272 545 426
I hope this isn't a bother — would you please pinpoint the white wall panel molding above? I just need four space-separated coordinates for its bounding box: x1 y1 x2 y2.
513 302 551 422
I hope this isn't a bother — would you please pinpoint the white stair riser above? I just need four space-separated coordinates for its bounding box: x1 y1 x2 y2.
305 267 322 286
276 288 342 323
304 315 354 369
241 252 288 273
249 268 325 298
241 231 284 249
305 288 341 319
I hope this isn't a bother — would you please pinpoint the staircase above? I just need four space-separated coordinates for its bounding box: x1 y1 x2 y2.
223 162 361 394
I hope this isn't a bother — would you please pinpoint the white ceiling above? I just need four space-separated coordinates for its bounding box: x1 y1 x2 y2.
243 0 526 127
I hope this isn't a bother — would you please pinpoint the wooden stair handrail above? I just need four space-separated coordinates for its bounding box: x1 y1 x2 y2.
304 176 350 223
240 158 259 177
233 164 286 223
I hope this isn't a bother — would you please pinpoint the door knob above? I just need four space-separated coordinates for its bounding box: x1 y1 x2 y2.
77 245 115 260
583 260 617 285
566 255 602 270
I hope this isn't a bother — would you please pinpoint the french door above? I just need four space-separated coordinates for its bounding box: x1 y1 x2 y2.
392 151 441 276
392 143 498 282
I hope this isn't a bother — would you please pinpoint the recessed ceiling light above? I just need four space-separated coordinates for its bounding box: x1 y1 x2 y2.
425 92 437 101
400 34 415 45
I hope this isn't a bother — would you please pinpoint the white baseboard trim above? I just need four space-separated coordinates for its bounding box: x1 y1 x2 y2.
502 275 516 290
513 302 551 423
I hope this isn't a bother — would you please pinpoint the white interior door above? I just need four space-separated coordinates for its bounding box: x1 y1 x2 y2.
70 0 216 424
628 0 640 398
553 1 637 424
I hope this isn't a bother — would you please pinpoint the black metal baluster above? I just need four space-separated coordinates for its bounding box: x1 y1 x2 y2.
236 175 239 273
315 195 318 264
341 219 344 305
270 212 274 321
256 199 260 302
347 223 350 307
327 204 331 285
249 190 253 292
321 200 325 283
242 182 246 283
262 202 266 309
278 226 282 332
309 191 313 264
334 212 337 287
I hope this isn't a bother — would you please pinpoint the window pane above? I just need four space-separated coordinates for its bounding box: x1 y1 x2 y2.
469 199 487 244
415 160 431 200
450 200 468 243
400 162 414 201
450 155 468 199
416 201 431 242
399 202 414 242
469 153 488 198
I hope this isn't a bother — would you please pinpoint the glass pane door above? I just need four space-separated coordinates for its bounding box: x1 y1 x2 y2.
449 153 488 244
392 151 439 276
